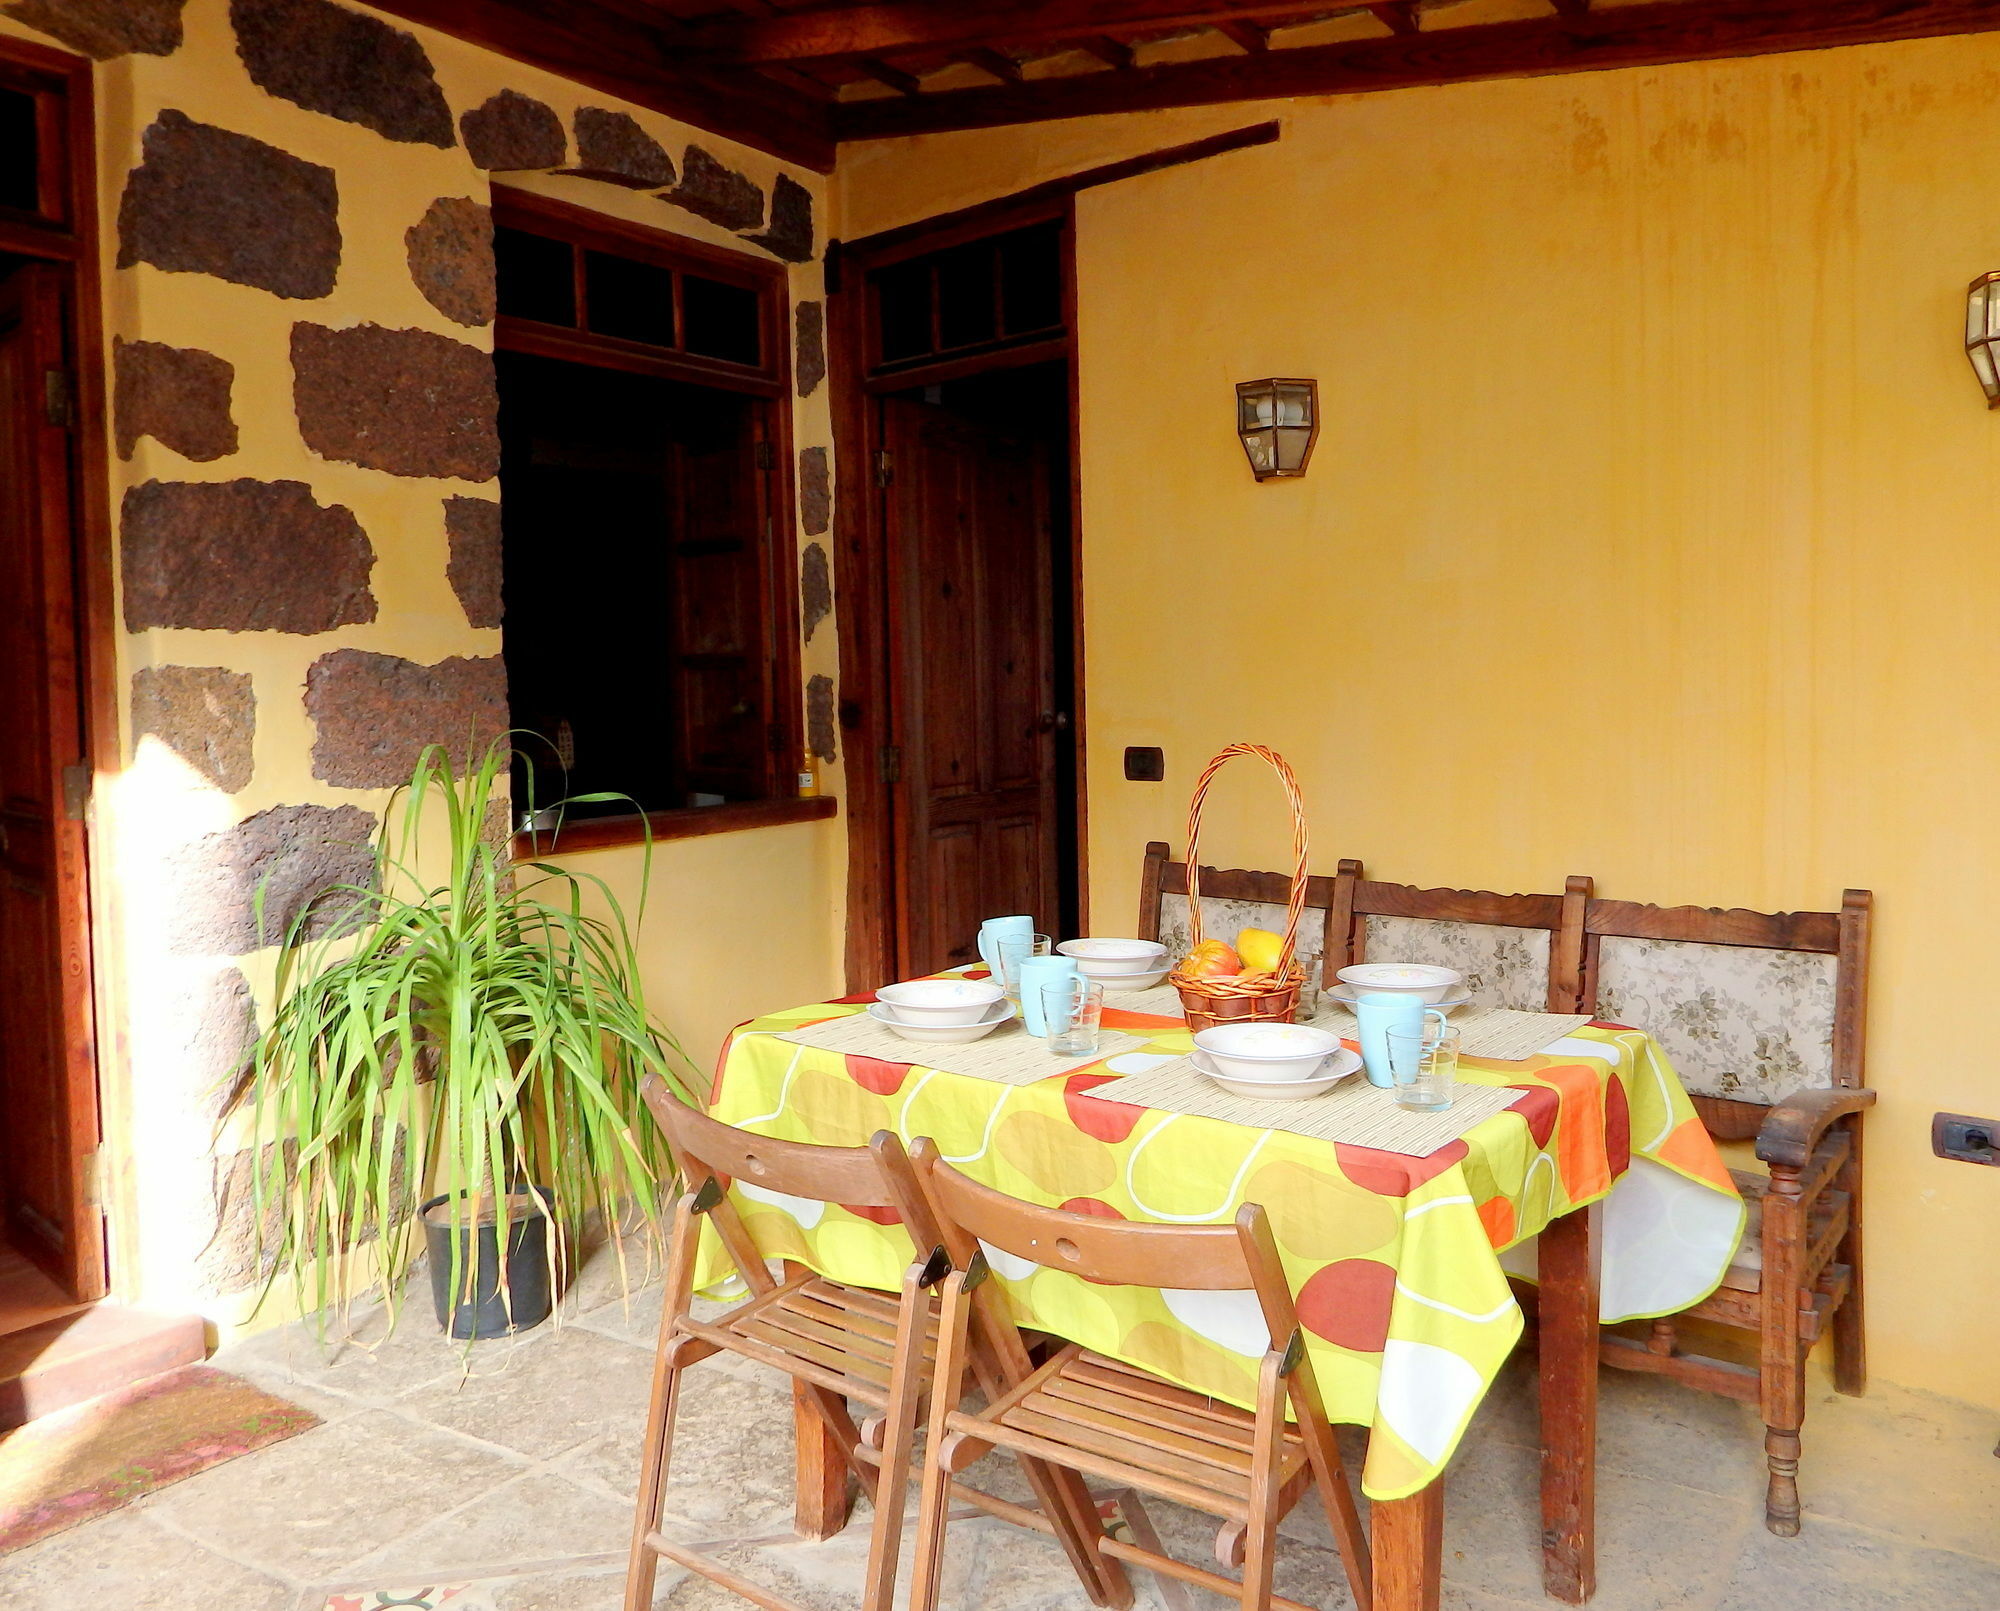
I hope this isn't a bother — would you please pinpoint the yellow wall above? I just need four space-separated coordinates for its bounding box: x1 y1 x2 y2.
0 0 844 1328
837 36 2000 1412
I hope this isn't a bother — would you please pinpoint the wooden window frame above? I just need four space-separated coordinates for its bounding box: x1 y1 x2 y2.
491 188 807 855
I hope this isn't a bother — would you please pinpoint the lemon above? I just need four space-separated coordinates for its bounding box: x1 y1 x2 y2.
1236 927 1285 974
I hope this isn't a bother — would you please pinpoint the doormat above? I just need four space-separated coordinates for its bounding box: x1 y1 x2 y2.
322 1588 497 1611
0 1362 320 1555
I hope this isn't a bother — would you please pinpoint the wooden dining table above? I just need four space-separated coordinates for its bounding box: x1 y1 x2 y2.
695 984 1745 1611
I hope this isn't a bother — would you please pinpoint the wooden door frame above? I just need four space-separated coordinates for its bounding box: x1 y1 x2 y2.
0 33 116 1300
829 194 1087 991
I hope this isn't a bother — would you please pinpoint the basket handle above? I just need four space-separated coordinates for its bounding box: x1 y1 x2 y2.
1183 744 1310 971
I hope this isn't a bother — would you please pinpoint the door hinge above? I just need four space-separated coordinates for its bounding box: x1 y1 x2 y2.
754 441 775 471
80 1150 104 1209
874 449 894 488
44 368 74 429
61 762 90 821
879 744 901 785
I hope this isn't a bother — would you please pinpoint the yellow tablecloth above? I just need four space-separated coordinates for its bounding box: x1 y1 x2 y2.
693 993 1742 1500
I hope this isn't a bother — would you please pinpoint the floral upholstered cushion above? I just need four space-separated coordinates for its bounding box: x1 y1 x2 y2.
1593 936 1836 1104
1359 916 1552 1010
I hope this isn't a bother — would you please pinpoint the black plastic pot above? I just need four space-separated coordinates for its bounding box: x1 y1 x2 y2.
422 1188 555 1339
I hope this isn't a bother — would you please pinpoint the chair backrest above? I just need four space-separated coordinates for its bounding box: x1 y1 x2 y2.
1137 840 1337 987
643 1078 914 1211
1323 858 1593 1012
911 1138 1304 1348
1580 890 1871 1132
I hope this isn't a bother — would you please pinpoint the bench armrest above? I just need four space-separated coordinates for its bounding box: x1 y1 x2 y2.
1755 1086 1877 1172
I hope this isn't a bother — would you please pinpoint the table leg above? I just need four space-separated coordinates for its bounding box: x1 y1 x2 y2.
791 1383 854 1540
1371 1483 1443 1611
1538 1205 1598 1604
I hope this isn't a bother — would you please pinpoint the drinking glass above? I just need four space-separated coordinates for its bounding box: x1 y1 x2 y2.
1385 1020 1459 1111
1041 977 1105 1056
994 932 1052 1002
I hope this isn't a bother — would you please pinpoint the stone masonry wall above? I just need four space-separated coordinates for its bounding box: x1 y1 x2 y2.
0 0 838 1324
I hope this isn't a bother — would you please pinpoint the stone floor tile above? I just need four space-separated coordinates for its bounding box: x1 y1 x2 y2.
143 1406 529 1581
1713 1518 2000 1610
488 1561 638 1611
1438 1437 1752 1610
563 1368 803 1533
5 1507 294 1610
1591 1364 1766 1504
1791 1382 2000 1561
342 1471 633 1580
217 1291 497 1404
398 1323 657 1464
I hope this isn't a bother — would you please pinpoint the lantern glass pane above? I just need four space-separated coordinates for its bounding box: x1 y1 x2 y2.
1275 427 1311 472
1239 388 1275 430
1275 384 1313 428
1985 284 2000 339
1973 339 1998 396
1241 429 1273 474
1971 283 1989 346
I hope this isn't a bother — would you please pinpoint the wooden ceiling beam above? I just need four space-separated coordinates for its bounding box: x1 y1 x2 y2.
685 0 1368 66
1367 4 1420 35
959 46 1025 82
856 58 924 94
1214 20 1268 52
365 0 833 168
833 0 2000 142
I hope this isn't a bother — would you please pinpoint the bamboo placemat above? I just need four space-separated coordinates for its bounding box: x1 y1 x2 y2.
774 1011 1149 1087
1310 1005 1592 1062
1099 983 1187 1017
1090 1060 1525 1156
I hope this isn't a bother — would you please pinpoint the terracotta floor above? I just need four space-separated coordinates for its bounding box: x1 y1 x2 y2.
6 1235 1997 1611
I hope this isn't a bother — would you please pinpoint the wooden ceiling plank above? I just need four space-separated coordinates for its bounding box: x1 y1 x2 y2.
857 57 924 94
366 0 834 168
832 0 2000 143
688 0 1383 66
1076 34 1138 67
960 45 1026 81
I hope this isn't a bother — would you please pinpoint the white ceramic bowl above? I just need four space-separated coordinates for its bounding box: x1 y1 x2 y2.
875 978 1007 1025
1333 963 1464 1004
1094 964 1174 992
1326 984 1472 1016
1191 1046 1360 1101
1192 1022 1343 1083
1058 938 1168 965
868 999 1016 1044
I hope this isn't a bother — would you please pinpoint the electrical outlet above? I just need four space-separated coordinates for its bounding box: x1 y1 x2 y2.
1124 746 1164 782
1932 1112 2000 1165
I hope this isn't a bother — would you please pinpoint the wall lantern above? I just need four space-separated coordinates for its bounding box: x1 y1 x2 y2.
1968 273 2000 406
1236 378 1318 480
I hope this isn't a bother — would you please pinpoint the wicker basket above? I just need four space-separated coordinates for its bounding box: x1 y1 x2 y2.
1169 743 1310 1032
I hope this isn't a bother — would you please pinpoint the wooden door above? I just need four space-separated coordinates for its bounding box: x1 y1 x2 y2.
882 396 1061 975
0 260 104 1299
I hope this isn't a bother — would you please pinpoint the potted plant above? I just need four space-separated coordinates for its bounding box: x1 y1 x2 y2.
227 740 696 1339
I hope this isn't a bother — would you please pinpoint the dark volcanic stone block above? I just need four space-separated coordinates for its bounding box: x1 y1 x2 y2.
230 0 453 147
3 0 185 58
801 542 830 644
794 301 825 397
444 496 502 628
173 802 378 955
665 146 763 231
292 323 499 481
306 648 508 787
406 197 494 327
799 446 830 536
806 674 836 764
116 110 340 299
114 338 237 461
748 174 814 263
564 108 674 188
132 665 255 791
460 89 564 171
121 479 376 633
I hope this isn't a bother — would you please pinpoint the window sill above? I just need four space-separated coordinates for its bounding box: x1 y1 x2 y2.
511 795 837 859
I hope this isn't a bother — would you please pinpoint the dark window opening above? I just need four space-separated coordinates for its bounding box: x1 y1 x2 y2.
498 351 779 819
683 274 761 367
0 87 40 216
582 249 675 348
868 217 1065 373
494 225 576 326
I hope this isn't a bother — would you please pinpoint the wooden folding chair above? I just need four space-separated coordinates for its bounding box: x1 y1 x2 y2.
903 1138 1375 1611
626 1083 1130 1611
1583 891 1875 1535
1322 858 1593 1011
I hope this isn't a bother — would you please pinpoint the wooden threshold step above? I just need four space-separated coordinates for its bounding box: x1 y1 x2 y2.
0 1303 207 1431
